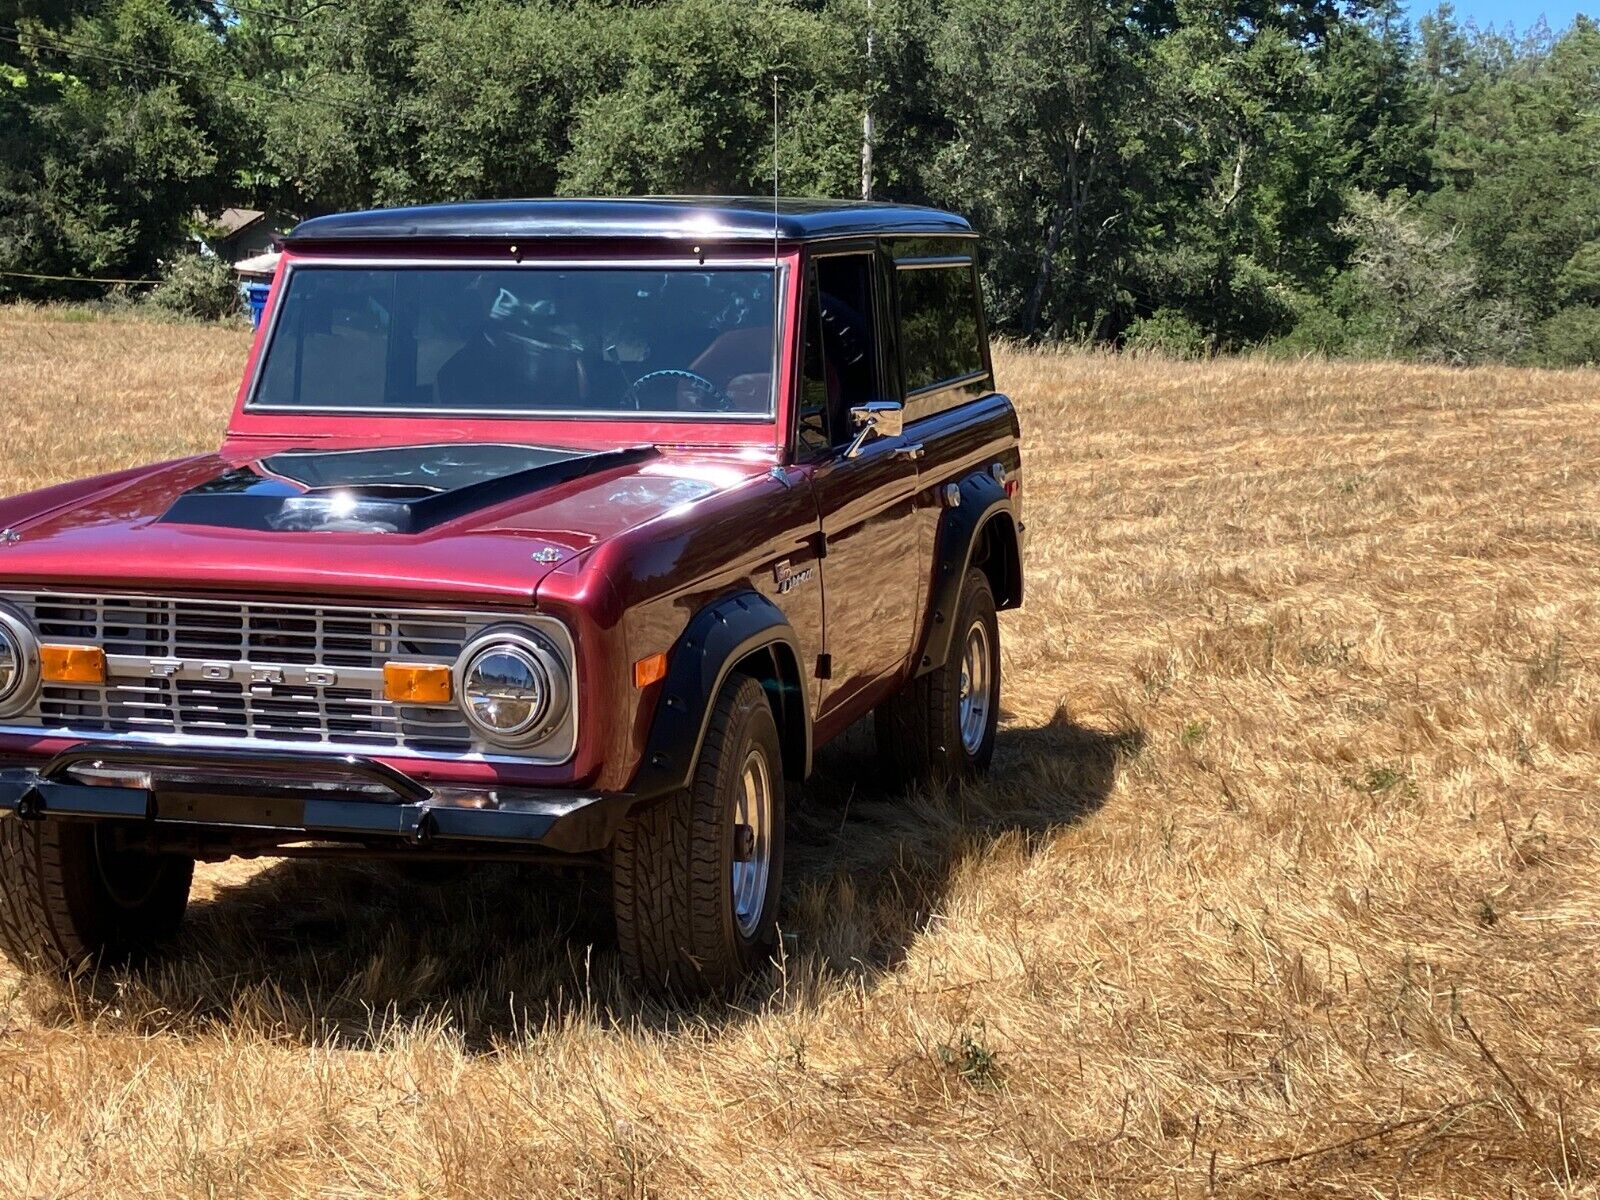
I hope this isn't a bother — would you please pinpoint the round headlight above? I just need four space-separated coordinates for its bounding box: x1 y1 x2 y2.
0 608 39 716
456 629 570 747
0 626 17 702
464 645 549 735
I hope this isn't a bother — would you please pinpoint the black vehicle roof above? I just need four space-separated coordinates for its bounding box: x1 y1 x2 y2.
286 197 974 245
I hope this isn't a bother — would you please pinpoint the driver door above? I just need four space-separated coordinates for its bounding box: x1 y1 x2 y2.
798 251 923 728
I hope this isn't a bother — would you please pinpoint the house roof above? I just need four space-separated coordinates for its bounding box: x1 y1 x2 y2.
208 208 268 238
284 197 975 246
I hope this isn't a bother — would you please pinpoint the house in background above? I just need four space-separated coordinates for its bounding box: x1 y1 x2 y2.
193 208 290 265
191 208 292 327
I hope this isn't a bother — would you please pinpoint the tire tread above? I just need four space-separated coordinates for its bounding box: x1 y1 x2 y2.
614 674 781 993
0 822 92 968
0 820 192 972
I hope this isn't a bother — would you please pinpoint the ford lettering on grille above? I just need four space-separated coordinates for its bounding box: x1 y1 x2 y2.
132 659 357 688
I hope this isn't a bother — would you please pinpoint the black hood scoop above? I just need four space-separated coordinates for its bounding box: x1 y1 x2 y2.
160 442 653 534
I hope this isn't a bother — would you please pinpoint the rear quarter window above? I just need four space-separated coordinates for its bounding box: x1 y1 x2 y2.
896 262 986 394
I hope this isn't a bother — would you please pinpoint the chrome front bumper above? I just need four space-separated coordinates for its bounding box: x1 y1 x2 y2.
0 744 623 854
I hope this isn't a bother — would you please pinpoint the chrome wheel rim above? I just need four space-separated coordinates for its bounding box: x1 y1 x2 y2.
958 618 993 756
730 746 773 938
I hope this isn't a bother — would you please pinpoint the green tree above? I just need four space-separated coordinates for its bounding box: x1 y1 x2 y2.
1421 16 1600 334
558 0 859 197
0 0 1593 366
1296 190 1526 362
926 0 1155 339
1138 5 1316 347
255 0 429 210
0 0 246 297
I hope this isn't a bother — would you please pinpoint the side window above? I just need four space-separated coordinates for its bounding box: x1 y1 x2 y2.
796 266 832 460
896 263 984 394
795 253 881 459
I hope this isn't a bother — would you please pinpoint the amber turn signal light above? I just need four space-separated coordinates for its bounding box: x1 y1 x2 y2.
384 662 453 705
40 644 106 685
633 652 668 689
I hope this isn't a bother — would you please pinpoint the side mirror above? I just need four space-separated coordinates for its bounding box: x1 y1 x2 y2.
844 400 904 458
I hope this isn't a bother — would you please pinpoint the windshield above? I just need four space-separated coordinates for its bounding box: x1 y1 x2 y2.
251 265 778 417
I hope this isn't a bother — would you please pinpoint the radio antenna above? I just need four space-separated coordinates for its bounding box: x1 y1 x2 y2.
773 73 780 254
771 72 781 410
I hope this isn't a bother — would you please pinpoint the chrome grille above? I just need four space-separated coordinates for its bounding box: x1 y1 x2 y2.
0 592 517 754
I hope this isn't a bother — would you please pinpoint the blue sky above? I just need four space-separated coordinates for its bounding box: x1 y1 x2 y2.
1402 0 1594 32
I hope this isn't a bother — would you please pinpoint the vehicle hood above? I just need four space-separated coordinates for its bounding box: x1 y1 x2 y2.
0 441 768 604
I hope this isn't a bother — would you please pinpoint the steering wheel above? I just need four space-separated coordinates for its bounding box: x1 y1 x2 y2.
620 368 736 413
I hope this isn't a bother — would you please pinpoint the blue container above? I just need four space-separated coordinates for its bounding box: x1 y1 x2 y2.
246 281 271 329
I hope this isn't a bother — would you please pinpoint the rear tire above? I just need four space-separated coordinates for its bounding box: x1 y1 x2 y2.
612 674 784 995
0 820 194 973
876 567 1001 786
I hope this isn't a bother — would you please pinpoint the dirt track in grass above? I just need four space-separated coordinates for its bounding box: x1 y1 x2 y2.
0 305 1596 1197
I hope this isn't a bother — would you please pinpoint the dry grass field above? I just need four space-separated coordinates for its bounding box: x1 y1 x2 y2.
0 303 1596 1198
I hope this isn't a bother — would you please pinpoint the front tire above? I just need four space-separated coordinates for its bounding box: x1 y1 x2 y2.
876 567 1001 785
0 820 194 973
612 674 785 995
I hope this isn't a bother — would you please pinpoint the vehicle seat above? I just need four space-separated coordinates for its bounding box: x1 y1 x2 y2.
691 327 773 412
436 332 587 410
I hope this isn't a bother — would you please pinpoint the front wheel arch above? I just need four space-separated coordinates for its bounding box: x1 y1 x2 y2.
729 641 809 784
627 591 813 800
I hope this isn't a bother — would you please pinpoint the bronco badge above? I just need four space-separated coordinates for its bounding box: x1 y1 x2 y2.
773 558 815 595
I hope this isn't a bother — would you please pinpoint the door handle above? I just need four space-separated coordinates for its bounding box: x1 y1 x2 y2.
895 443 926 461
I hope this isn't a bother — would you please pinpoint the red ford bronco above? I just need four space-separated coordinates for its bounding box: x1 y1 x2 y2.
0 198 1023 993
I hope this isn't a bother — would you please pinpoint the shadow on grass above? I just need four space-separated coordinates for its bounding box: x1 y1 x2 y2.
29 712 1140 1049
788 711 1142 978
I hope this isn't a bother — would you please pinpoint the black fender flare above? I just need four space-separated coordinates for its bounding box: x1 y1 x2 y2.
914 470 1020 677
627 590 812 802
